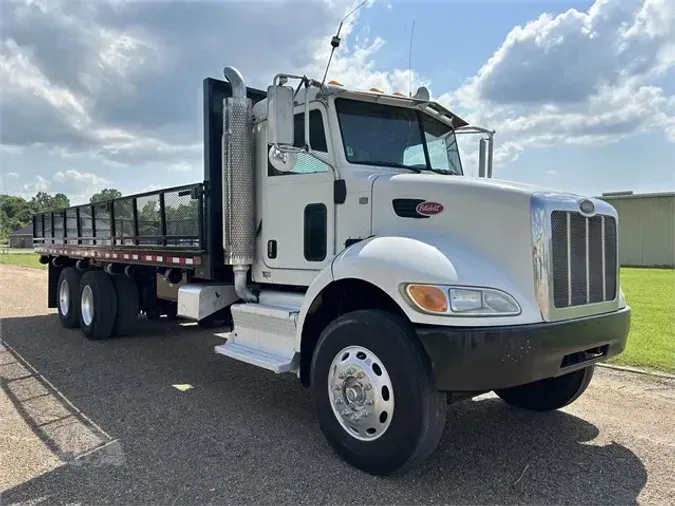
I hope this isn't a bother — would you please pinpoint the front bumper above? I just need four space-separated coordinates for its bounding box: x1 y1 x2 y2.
415 306 631 392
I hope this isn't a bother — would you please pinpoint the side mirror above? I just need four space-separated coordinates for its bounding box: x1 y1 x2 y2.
268 146 297 173
267 84 295 147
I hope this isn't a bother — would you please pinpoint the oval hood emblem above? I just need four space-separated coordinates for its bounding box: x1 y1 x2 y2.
416 201 444 216
579 199 595 216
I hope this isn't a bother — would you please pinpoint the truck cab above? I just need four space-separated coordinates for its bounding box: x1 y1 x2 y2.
33 66 631 477
210 68 630 474
252 83 478 287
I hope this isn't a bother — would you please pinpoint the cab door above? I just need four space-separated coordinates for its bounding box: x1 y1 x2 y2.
261 103 335 275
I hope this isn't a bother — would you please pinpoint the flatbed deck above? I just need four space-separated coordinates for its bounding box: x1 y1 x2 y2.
33 182 206 268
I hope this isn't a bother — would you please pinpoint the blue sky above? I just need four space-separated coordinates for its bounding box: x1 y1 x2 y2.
1 0 673 203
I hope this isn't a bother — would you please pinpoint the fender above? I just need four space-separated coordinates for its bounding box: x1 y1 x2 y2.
295 234 543 349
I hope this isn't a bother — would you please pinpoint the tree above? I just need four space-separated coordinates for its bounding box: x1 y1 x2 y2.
29 192 70 213
0 195 35 237
90 188 122 203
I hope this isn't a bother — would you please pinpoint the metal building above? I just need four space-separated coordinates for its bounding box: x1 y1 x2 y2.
599 191 675 268
7 225 33 249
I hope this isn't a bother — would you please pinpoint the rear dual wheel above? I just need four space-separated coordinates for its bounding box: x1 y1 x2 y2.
77 270 139 340
79 271 118 340
57 267 82 328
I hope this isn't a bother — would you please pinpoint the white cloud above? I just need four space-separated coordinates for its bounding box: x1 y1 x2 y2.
22 175 50 194
167 162 197 173
3 172 19 178
1 0 673 199
13 170 110 203
0 0 358 170
440 0 675 168
52 169 109 187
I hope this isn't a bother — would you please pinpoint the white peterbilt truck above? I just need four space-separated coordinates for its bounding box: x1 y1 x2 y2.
33 66 631 475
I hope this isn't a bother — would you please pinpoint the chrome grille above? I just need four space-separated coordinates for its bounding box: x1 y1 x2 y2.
550 211 617 308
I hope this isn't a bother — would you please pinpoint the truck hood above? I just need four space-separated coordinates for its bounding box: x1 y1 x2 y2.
369 174 563 307
370 173 556 235
371 173 556 202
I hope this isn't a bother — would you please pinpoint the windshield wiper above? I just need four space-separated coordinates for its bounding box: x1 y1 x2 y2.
367 160 422 173
422 167 458 176
408 163 457 176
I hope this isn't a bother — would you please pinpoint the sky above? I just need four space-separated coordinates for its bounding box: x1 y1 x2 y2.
0 0 673 204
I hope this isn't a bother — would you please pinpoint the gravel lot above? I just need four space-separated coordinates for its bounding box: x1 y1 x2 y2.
1 263 674 505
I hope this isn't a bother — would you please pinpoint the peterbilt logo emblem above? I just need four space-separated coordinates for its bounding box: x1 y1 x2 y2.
416 201 444 216
579 199 595 216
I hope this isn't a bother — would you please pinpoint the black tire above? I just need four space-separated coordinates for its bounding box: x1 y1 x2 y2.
79 270 118 340
495 365 595 411
56 267 81 329
111 275 139 337
310 309 447 476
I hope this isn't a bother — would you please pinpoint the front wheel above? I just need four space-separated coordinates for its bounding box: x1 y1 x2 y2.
310 310 447 476
495 365 595 411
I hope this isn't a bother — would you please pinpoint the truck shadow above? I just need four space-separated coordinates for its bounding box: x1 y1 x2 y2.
1 314 647 505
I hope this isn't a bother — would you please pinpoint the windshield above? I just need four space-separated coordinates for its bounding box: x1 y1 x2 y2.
335 98 462 175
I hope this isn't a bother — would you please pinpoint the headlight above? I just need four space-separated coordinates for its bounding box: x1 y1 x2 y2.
404 284 521 316
450 288 520 315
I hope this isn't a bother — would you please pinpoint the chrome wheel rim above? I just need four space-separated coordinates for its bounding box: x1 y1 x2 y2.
59 279 69 315
328 345 395 441
81 285 94 326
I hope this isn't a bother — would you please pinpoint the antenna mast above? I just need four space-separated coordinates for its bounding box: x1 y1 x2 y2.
408 20 415 97
321 0 369 87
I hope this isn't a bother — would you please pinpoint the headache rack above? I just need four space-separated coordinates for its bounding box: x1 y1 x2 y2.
33 183 207 268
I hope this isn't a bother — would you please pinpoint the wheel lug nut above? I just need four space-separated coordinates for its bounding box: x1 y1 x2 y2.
335 398 343 404
342 409 350 417
364 384 372 391
338 373 345 379
347 368 355 375
365 399 373 405
357 372 364 379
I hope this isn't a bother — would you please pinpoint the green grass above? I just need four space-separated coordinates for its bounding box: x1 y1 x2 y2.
0 248 37 254
0 253 45 269
609 268 675 373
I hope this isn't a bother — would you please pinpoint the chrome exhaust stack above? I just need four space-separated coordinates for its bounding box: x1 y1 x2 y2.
221 66 257 303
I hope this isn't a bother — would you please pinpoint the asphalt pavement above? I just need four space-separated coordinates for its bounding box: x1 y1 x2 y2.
1 263 674 505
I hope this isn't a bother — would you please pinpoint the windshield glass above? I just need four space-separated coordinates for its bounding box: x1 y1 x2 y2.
334 98 462 175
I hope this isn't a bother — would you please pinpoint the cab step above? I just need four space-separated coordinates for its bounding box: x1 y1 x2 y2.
214 341 298 373
214 300 300 374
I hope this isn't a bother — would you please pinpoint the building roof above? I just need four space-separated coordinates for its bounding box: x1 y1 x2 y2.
600 191 675 200
9 225 33 236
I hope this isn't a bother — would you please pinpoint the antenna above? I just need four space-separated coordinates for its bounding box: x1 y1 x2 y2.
321 0 369 87
408 20 415 97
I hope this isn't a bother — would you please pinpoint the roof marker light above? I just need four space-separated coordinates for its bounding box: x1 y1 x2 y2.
369 87 384 93
328 80 343 86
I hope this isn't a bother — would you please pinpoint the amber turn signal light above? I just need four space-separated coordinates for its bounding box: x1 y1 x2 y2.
406 285 448 313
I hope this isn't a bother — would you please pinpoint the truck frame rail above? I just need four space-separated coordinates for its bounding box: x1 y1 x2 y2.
33 183 207 268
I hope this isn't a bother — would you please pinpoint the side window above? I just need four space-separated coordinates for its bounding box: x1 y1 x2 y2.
269 110 331 176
